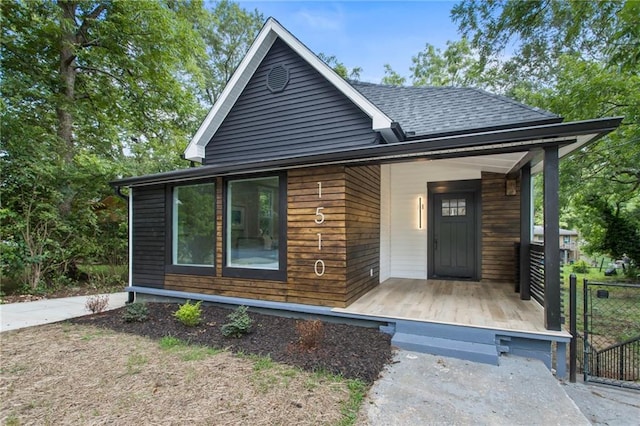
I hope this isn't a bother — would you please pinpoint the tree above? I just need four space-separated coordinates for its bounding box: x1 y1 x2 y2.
381 64 406 86
451 0 640 263
1 0 263 288
192 0 263 106
410 39 486 87
318 53 362 80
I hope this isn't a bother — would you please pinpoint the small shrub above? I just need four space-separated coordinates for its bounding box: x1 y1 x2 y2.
296 319 325 350
85 295 109 313
572 260 589 274
173 300 202 326
122 302 149 323
221 305 253 338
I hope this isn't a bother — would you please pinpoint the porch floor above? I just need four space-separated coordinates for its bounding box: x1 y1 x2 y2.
333 278 569 337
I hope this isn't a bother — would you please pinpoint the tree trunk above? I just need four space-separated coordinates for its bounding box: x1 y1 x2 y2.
56 1 78 215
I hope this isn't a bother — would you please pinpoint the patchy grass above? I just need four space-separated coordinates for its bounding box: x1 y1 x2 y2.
0 323 361 425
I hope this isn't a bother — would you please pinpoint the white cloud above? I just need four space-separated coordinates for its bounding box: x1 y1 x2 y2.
293 4 346 32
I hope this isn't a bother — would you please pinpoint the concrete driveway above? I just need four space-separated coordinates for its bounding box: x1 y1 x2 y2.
0 293 128 332
358 350 640 425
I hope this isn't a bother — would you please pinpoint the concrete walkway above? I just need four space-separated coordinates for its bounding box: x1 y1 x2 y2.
0 293 128 332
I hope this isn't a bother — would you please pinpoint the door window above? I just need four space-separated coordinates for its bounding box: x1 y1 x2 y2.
441 198 466 216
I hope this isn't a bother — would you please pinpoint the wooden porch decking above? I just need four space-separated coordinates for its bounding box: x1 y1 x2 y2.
333 278 569 337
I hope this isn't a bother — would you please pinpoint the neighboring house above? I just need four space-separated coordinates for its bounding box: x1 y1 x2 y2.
112 18 621 374
533 225 580 264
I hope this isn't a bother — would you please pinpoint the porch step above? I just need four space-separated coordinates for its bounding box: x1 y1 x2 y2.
392 332 500 365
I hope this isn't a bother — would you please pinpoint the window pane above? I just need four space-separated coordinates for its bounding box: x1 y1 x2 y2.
173 183 215 266
227 176 280 270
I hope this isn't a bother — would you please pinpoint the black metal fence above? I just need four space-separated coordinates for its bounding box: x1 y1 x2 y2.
572 279 640 389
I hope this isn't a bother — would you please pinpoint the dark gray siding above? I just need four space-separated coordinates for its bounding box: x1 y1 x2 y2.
204 38 377 165
132 185 165 288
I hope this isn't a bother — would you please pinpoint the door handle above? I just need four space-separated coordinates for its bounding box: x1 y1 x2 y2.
434 238 438 250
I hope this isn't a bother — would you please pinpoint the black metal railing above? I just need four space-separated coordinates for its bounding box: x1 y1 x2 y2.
529 242 545 306
593 336 640 382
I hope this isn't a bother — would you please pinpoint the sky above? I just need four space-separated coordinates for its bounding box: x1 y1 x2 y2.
236 1 461 83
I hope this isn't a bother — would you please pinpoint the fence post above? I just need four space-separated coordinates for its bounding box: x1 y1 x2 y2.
583 278 589 382
569 273 577 383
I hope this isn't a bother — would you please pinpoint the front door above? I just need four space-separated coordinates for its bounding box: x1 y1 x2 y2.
429 182 479 279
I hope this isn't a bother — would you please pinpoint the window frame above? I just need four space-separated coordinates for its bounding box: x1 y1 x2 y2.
165 179 217 276
222 172 287 281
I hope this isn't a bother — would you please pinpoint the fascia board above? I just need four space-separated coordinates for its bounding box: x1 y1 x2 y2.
530 132 601 174
184 18 396 162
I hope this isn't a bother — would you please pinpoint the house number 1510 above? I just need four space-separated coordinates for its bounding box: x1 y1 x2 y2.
314 181 325 277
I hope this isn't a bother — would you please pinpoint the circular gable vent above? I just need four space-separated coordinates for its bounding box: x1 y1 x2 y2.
266 64 289 93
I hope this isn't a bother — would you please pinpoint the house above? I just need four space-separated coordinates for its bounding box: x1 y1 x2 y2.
112 18 621 375
533 225 580 264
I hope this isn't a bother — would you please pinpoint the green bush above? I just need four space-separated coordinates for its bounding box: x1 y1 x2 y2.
173 300 202 327
221 305 253 338
122 302 149 322
572 260 590 274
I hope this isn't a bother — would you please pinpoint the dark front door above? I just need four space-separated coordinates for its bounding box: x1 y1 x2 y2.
432 191 477 279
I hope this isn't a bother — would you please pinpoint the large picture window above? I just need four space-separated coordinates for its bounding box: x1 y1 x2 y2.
172 183 215 267
226 176 281 271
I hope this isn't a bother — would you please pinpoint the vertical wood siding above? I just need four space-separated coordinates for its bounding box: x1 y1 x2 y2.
204 38 377 165
131 185 166 288
481 172 521 283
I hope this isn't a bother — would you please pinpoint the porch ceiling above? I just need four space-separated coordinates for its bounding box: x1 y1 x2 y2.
433 152 528 174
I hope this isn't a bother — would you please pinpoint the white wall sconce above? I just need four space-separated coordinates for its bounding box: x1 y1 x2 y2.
418 196 424 229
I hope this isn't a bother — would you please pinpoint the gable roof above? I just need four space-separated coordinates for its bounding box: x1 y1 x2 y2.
350 82 562 138
184 18 398 162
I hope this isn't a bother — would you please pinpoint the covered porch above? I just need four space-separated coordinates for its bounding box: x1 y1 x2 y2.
334 278 572 376
334 278 568 336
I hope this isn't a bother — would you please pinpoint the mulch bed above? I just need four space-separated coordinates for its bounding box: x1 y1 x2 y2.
71 303 393 384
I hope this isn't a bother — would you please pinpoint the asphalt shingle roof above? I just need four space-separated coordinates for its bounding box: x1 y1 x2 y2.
350 81 561 138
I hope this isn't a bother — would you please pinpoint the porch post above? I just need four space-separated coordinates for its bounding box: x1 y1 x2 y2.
519 163 531 300
544 146 561 331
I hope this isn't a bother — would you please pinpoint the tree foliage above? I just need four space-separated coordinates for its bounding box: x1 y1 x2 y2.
1 0 263 289
410 39 486 87
318 53 362 80
450 0 639 263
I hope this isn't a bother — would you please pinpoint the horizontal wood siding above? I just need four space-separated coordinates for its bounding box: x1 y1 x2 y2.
132 185 166 288
287 167 348 307
165 168 356 308
204 38 377 165
481 172 520 283
164 274 288 302
345 165 380 305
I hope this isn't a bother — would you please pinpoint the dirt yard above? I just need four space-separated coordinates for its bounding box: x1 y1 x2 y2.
1 304 393 425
